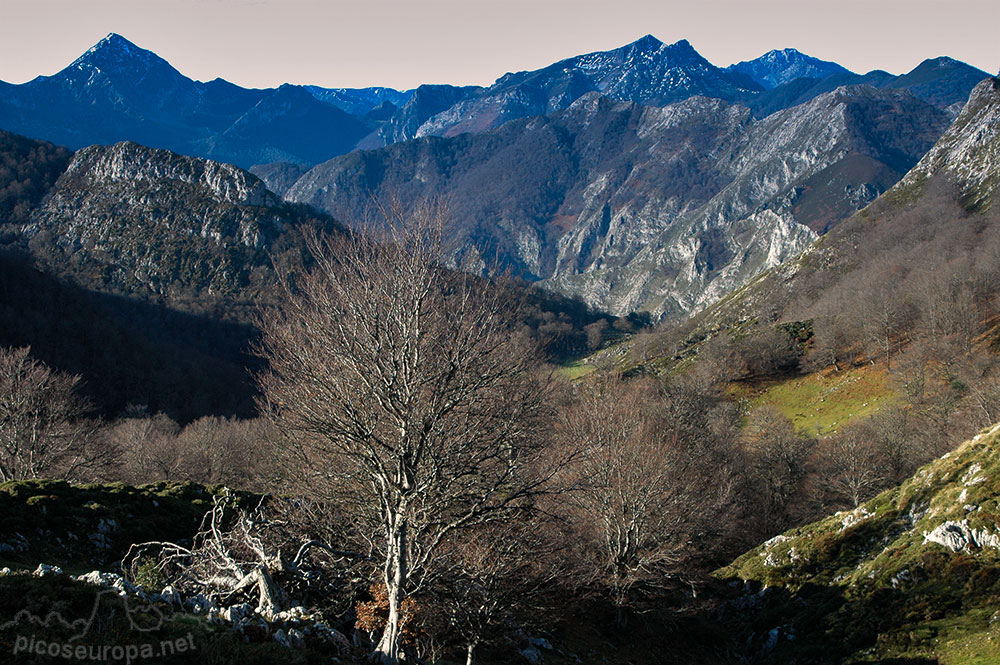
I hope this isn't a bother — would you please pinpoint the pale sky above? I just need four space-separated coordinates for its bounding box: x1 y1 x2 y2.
0 0 996 90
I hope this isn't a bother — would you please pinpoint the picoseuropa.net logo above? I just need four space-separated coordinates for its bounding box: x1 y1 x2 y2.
12 633 195 664
1 578 197 663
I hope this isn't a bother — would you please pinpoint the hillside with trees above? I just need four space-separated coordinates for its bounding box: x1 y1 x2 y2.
577 76 1000 538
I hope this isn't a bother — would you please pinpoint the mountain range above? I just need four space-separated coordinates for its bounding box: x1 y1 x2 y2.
594 75 1000 376
0 34 988 169
0 33 993 321
0 34 385 167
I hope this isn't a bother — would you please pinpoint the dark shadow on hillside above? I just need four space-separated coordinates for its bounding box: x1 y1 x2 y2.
708 575 970 664
0 249 261 423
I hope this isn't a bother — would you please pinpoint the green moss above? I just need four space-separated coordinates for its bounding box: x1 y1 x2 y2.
24 494 60 507
718 422 1000 663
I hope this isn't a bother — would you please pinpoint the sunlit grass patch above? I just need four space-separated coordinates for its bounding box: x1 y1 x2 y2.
556 360 597 380
730 364 897 435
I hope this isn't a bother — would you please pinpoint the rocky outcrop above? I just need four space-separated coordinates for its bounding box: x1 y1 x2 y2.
718 421 1000 663
24 142 306 297
923 519 1000 552
892 77 1000 211
65 142 280 209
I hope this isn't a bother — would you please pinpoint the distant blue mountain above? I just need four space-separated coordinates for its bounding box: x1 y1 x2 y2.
0 34 392 167
746 56 990 118
395 35 765 140
727 48 852 89
304 86 413 116
888 56 994 110
0 34 990 168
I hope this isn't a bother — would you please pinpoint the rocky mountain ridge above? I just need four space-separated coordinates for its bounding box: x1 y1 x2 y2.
22 140 323 299
394 36 761 142
891 77 1000 211
0 34 378 167
282 84 948 318
745 55 990 120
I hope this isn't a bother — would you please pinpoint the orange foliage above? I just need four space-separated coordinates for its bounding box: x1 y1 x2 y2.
355 584 421 645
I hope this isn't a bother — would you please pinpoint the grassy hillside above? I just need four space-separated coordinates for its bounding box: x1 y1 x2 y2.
728 364 896 435
717 422 1000 664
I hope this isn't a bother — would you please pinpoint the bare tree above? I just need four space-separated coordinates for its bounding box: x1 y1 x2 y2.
0 346 104 481
741 406 813 535
812 425 884 509
123 492 361 628
429 519 562 665
108 412 182 483
256 204 565 663
693 332 748 384
801 296 854 374
962 373 1000 431
562 377 738 629
854 272 917 370
109 413 275 488
863 406 919 485
172 416 274 488
584 319 609 352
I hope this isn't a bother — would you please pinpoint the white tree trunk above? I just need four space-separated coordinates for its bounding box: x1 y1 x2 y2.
375 519 408 664
227 564 286 621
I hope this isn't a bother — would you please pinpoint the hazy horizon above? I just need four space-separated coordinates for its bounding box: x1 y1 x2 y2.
0 0 996 90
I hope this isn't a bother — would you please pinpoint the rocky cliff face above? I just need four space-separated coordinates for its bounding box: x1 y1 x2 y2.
285 86 947 319
358 84 484 148
64 141 280 209
604 76 1000 375
24 141 304 297
891 77 1000 211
